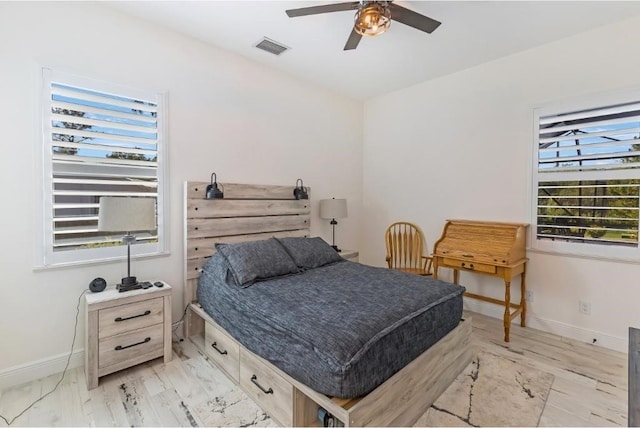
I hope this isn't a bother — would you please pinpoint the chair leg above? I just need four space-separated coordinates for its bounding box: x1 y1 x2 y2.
426 258 433 275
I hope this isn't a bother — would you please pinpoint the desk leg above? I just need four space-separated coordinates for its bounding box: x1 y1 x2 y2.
504 280 511 342
453 269 459 285
520 271 527 327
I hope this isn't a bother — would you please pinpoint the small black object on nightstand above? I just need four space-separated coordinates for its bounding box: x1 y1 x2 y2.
89 277 107 293
154 281 164 287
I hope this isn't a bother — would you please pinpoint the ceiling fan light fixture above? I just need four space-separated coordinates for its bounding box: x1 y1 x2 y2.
354 2 391 37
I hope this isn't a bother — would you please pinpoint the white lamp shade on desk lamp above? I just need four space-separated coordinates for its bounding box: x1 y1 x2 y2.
98 197 156 232
319 198 347 220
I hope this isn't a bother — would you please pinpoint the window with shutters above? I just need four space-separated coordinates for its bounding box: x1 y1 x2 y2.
36 68 168 268
532 92 640 260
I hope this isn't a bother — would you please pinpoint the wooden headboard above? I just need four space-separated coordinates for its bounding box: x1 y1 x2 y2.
183 181 311 335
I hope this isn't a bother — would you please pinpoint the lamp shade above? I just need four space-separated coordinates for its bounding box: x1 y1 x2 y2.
98 197 156 232
319 198 347 220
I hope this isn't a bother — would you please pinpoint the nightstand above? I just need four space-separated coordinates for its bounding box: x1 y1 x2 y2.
84 282 172 390
339 250 359 262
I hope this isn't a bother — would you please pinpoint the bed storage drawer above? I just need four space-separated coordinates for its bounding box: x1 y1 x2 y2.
204 322 240 382
98 297 164 339
239 348 293 426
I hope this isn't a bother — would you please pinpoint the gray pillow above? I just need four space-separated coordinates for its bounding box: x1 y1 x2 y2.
215 238 300 287
276 237 344 270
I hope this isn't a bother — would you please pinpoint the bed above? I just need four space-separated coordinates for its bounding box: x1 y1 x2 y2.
183 181 473 426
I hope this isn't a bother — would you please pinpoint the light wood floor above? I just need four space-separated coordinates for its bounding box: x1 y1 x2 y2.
0 312 628 427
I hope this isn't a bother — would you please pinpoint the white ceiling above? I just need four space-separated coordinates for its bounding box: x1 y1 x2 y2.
107 1 640 100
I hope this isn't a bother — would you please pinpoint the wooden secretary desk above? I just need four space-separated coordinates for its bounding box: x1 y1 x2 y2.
433 220 528 342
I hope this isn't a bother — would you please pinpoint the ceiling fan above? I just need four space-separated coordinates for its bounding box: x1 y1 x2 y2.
285 1 441 51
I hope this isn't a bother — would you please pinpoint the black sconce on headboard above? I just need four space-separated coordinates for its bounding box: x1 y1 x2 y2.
293 178 309 200
205 172 224 199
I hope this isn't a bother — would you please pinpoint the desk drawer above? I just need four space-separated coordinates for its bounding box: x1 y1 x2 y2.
99 297 164 339
443 258 497 274
205 322 240 382
98 323 164 370
240 348 293 426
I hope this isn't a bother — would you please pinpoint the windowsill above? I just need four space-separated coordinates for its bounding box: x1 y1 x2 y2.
527 247 640 265
33 250 171 272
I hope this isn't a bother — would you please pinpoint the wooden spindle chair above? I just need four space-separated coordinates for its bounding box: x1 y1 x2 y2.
385 221 433 276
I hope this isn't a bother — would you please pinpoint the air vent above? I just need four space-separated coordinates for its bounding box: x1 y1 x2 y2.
255 37 290 56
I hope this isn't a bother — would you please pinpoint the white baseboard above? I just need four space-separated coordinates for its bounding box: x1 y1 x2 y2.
463 299 627 353
526 314 627 353
0 349 84 391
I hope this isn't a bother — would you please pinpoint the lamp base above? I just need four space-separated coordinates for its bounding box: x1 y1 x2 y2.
119 236 138 292
121 276 138 286
331 245 341 252
117 277 143 293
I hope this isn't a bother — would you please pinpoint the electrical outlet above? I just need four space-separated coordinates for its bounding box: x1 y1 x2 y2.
579 300 591 315
525 290 534 302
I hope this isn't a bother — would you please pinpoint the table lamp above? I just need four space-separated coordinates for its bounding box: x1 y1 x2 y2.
98 197 156 288
319 198 347 252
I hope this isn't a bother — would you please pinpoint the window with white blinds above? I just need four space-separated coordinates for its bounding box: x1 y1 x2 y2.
37 69 168 267
533 95 640 260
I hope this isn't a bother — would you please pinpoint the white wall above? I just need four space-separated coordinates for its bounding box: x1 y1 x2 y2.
0 2 362 385
362 16 640 352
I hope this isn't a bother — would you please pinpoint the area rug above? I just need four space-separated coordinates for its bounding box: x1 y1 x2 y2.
417 350 555 427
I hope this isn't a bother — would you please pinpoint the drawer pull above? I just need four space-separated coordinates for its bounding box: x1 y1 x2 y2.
461 262 474 270
211 342 228 355
115 337 151 351
250 375 273 395
115 310 151 322
462 254 475 258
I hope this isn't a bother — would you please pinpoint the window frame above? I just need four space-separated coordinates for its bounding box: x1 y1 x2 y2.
530 89 640 262
35 68 169 269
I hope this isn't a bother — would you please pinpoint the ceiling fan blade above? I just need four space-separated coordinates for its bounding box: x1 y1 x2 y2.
286 2 359 18
388 3 441 34
344 28 362 50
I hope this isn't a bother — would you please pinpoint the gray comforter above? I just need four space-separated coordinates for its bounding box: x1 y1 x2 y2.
198 255 464 397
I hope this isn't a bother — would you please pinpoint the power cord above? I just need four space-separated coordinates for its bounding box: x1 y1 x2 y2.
0 289 87 426
171 304 190 343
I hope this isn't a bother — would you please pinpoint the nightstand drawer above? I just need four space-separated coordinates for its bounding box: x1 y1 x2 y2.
99 297 164 339
205 322 240 382
98 323 164 370
240 348 293 426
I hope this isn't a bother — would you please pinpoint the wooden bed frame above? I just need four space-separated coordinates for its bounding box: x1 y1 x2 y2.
183 181 472 427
